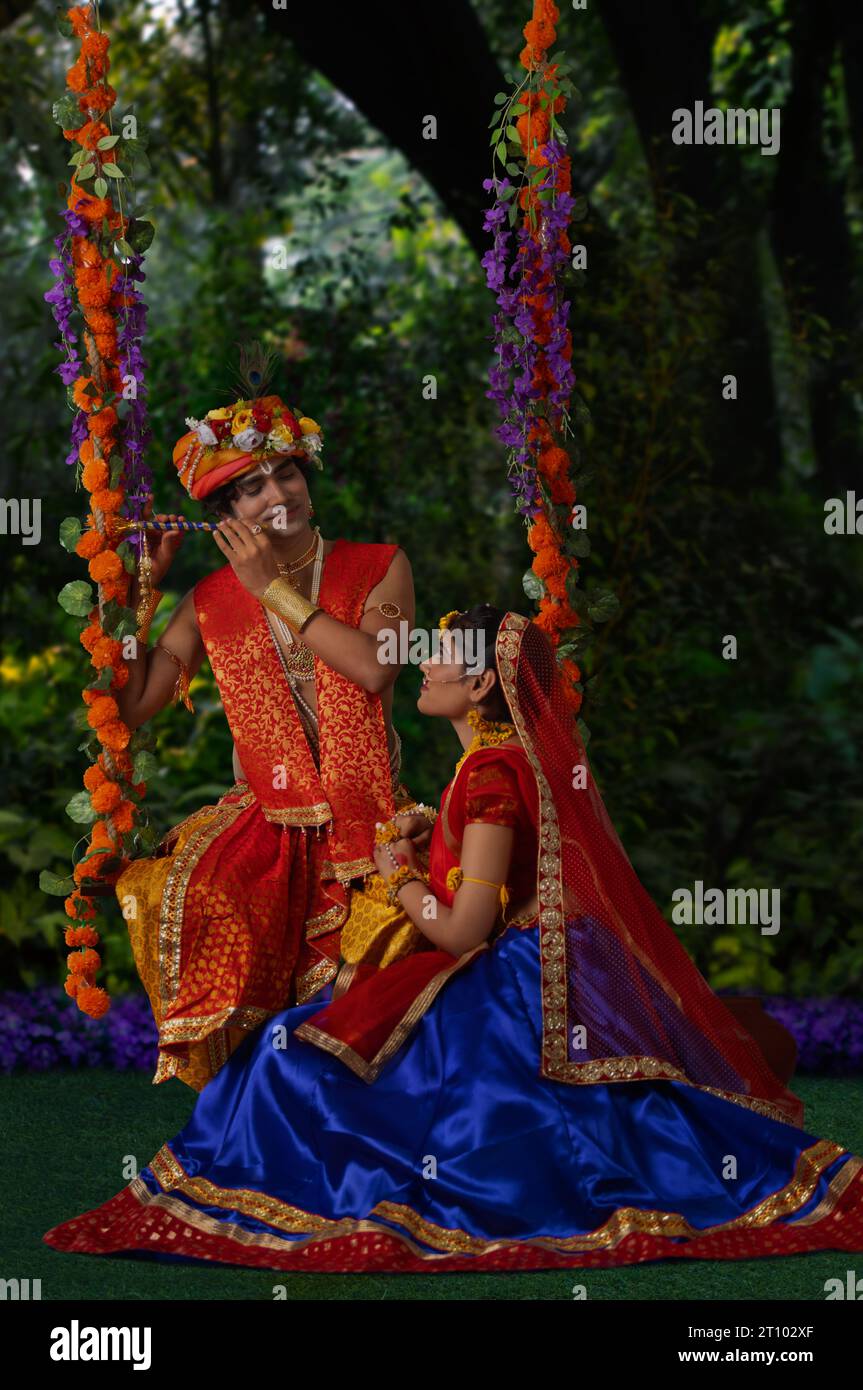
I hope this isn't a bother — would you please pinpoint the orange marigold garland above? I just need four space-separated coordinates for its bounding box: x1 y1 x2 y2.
41 3 158 1017
484 1 618 727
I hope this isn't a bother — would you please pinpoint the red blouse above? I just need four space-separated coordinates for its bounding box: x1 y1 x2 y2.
294 743 542 1076
428 744 539 915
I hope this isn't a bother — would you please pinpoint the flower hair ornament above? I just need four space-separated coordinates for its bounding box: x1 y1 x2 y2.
438 605 497 631
438 610 462 630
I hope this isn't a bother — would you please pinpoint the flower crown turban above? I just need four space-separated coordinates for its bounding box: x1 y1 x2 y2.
172 393 323 501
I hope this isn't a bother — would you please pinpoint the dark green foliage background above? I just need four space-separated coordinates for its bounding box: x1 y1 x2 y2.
1 0 861 1004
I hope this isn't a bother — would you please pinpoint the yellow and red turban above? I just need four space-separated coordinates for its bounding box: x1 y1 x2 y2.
172 393 323 501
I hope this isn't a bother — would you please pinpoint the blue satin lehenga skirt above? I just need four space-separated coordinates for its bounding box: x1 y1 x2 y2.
79 923 861 1268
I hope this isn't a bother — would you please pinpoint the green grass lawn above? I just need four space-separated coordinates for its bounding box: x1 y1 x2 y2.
5 1070 862 1301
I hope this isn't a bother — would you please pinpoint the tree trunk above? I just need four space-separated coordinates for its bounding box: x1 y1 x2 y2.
598 0 783 490
232 0 567 258
768 0 861 496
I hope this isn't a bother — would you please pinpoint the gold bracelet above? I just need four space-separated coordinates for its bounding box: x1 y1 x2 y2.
134 588 163 644
396 803 438 825
260 576 322 634
375 803 438 848
384 864 430 907
374 818 404 846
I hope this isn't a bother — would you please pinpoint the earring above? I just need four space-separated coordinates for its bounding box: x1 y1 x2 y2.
308 504 315 517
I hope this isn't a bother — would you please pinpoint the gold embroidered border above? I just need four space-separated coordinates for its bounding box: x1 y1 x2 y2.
553 1057 794 1123
148 1148 334 1234
496 614 569 1071
303 900 348 941
296 956 339 1005
294 944 489 1082
207 1027 229 1077
153 1052 182 1084
374 1145 860 1252
261 802 333 826
321 855 376 883
140 1137 857 1259
792 1153 863 1226
159 796 254 1009
127 1178 462 1262
154 787 248 855
331 961 358 999
159 1004 271 1045
290 1026 376 1080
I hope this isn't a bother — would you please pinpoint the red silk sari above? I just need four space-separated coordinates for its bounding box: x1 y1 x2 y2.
118 539 400 1090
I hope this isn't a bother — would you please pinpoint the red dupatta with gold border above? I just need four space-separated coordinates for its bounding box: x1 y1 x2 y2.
296 612 805 1129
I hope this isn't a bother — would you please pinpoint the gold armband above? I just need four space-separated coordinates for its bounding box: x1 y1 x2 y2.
446 867 509 910
134 588 163 644
153 641 195 713
260 577 322 634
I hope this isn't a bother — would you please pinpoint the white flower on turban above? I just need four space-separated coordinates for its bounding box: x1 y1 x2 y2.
233 427 265 451
186 417 219 447
267 431 301 455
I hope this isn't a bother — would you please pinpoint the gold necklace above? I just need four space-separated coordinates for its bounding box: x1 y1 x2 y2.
452 707 517 780
269 531 325 682
276 525 320 577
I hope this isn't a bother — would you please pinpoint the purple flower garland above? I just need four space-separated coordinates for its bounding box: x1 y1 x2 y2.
45 207 89 467
116 253 154 539
44 210 154 530
482 139 577 520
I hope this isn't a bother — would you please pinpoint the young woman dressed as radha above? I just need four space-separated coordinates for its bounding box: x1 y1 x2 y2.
43 606 863 1272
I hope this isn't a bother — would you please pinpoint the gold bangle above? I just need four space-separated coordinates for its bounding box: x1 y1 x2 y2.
374 818 404 846
384 864 430 907
135 588 163 644
260 576 322 634
396 803 437 825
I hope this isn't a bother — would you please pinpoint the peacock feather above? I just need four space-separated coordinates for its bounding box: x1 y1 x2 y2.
230 339 280 401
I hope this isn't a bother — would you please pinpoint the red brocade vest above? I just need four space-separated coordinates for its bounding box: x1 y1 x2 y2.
194 539 399 882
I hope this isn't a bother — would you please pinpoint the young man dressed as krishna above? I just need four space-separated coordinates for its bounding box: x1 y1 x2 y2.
112 372 417 1093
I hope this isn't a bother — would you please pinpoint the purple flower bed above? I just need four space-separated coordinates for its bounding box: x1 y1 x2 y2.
760 996 863 1076
1 987 861 1076
1 986 157 1075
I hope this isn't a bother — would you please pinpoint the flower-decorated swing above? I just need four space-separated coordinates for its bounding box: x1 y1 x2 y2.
43 0 608 1016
